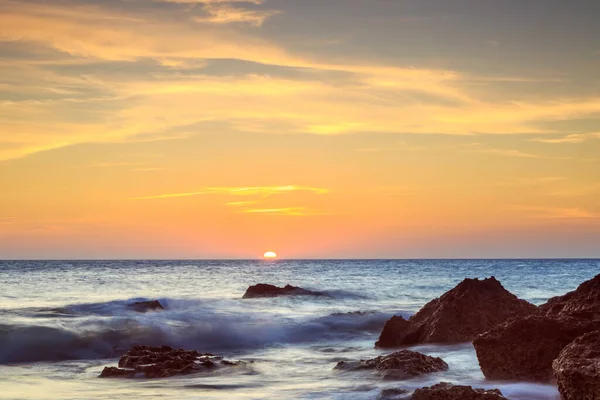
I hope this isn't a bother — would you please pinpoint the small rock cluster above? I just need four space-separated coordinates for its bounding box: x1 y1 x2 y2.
335 350 448 379
100 345 242 379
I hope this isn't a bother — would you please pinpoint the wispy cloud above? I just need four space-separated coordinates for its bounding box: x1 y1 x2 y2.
242 207 330 216
226 201 258 207
133 167 167 172
86 162 147 168
195 3 281 27
462 143 569 159
0 217 17 223
133 185 328 200
532 132 600 144
510 206 599 219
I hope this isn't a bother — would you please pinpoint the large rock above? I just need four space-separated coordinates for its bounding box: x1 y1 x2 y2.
99 345 242 379
540 274 600 320
130 300 164 313
553 330 600 400
473 314 599 381
242 283 326 299
334 350 448 379
376 277 537 347
412 382 507 400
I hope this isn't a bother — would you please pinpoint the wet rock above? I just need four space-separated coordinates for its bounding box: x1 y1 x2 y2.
99 366 135 378
242 283 326 299
540 274 600 320
473 314 599 381
99 345 242 379
330 311 376 316
412 382 507 399
553 330 600 400
130 300 164 313
335 350 448 379
378 388 410 399
376 277 537 347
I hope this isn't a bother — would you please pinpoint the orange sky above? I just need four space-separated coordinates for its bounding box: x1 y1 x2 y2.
1 0 599 258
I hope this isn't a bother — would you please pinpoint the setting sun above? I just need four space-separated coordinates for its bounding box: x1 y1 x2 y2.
263 251 277 259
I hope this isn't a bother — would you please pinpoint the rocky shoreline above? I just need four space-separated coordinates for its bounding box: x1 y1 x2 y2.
100 274 600 399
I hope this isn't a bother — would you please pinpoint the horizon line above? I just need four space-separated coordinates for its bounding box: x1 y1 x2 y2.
1 257 599 262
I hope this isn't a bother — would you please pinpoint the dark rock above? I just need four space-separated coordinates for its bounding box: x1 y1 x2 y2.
553 330 600 400
99 345 242 379
378 388 410 399
99 366 135 378
242 283 326 299
130 300 164 313
473 314 599 381
540 274 600 320
376 277 537 347
335 350 448 379
412 382 507 399
330 311 375 316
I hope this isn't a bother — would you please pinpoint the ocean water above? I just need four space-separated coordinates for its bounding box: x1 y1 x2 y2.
1 259 598 400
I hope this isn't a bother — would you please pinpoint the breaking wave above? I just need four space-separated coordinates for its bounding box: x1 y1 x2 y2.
0 298 397 364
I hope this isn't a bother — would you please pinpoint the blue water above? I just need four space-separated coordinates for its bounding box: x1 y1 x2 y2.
0 259 598 399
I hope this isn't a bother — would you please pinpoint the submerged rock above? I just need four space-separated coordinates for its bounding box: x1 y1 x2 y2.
242 283 326 299
130 300 164 313
540 274 600 320
553 330 600 400
334 350 448 379
473 314 598 381
412 382 507 399
378 388 410 399
99 345 242 379
376 277 537 347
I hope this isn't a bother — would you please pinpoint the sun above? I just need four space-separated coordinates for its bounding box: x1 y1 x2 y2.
263 251 277 259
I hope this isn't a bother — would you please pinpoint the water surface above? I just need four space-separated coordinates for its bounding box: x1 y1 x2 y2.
1 259 597 399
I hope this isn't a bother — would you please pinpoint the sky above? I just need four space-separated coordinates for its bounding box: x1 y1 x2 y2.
1 0 600 259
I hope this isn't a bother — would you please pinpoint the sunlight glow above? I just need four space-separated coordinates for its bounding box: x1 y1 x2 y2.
263 251 277 259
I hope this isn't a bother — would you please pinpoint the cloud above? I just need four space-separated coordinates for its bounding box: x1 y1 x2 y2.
194 3 280 27
510 206 599 220
2 0 600 162
242 207 330 216
158 0 264 3
87 162 147 168
133 167 166 172
132 185 329 200
462 143 569 159
532 132 600 144
226 201 258 206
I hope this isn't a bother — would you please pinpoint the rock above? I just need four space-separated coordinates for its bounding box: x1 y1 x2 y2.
540 274 600 320
378 388 410 399
99 366 135 378
130 300 164 313
473 314 599 381
412 382 507 399
553 330 600 400
242 283 326 299
334 350 448 379
376 277 537 347
99 345 242 379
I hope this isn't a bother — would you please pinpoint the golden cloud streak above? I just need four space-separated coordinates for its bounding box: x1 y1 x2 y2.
195 3 281 27
242 207 330 216
510 206 599 220
132 185 329 200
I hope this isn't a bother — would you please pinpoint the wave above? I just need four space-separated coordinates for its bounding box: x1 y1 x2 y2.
0 299 397 364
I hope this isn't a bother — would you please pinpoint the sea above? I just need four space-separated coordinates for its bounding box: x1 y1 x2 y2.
1 259 598 400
